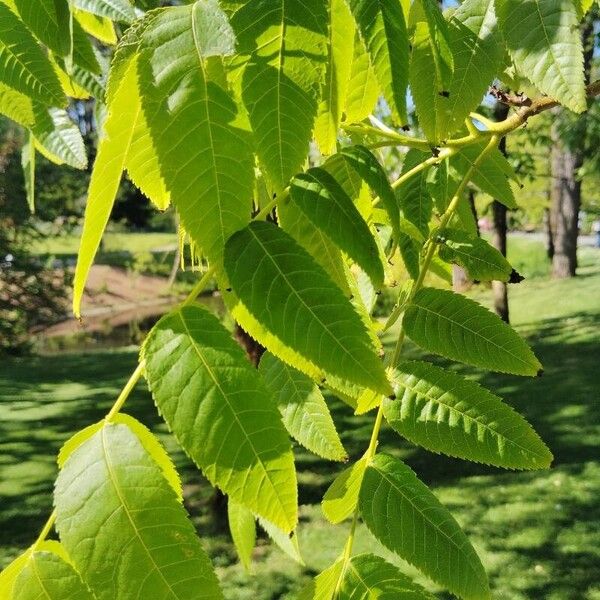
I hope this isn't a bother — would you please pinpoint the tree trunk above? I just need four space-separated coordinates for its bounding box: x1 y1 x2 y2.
491 103 510 323
549 12 594 278
544 204 554 260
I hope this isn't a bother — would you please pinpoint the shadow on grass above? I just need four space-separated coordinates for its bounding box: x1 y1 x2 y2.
0 311 598 598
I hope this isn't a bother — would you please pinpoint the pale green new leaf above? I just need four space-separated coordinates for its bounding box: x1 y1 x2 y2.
224 222 392 396
0 3 65 106
495 0 586 113
343 31 380 123
296 559 344 600
359 453 490 600
259 352 346 462
54 421 223 600
438 227 520 282
404 287 542 375
340 145 401 244
74 8 117 45
71 0 136 23
451 141 517 208
143 305 298 532
228 500 256 572
348 0 409 123
321 456 367 523
13 0 70 57
277 199 349 293
72 54 140 317
314 0 355 155
0 550 30 599
139 3 254 262
21 132 35 213
337 553 435 599
383 360 553 469
258 517 303 564
231 0 328 191
289 168 384 287
14 546 94 600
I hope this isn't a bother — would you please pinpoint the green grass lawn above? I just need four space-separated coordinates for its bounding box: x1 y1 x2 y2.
1 242 599 599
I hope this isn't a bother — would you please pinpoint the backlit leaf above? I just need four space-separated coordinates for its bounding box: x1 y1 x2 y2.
143 305 298 532
54 420 223 600
321 456 367 523
224 222 392 396
259 352 346 462
228 500 256 572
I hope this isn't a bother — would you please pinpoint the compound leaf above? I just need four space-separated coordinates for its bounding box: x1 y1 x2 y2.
259 352 346 461
224 222 392 396
359 453 490 600
383 360 553 469
54 420 223 600
143 305 298 532
404 287 542 376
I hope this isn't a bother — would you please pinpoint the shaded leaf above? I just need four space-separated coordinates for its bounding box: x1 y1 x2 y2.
322 456 367 524
359 453 490 600
383 360 553 469
404 287 542 376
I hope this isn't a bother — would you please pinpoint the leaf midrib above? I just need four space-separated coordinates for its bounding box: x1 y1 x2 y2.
176 308 294 530
100 427 179 600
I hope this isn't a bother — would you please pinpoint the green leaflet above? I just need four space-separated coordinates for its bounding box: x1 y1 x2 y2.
416 0 454 85
74 9 117 45
445 0 504 136
0 550 31 599
348 0 409 124
438 227 520 282
32 106 87 169
321 456 367 523
336 553 435 599
359 453 490 600
228 500 256 572
71 0 136 23
0 3 65 106
495 0 587 113
451 141 517 208
296 559 344 600
289 168 384 287
383 360 553 469
231 0 328 191
224 222 392 396
257 517 303 564
277 199 349 293
72 54 139 317
404 287 542 376
13 0 70 57
142 305 298 532
397 150 433 236
314 0 355 155
14 545 94 600
21 133 35 212
54 420 223 600
259 352 346 462
340 145 401 245
139 3 254 263
343 31 380 123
